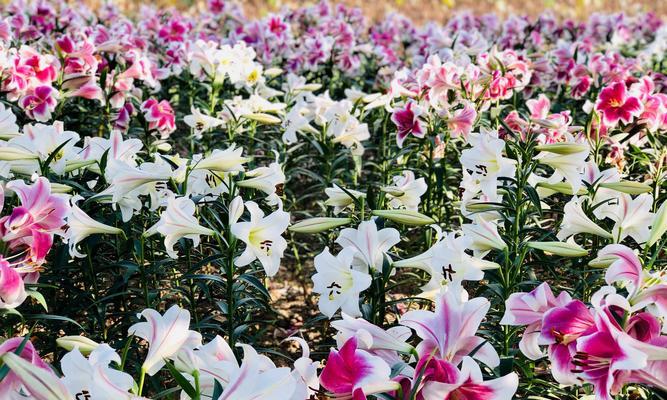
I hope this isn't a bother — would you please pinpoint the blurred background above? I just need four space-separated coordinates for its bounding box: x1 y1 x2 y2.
105 0 665 21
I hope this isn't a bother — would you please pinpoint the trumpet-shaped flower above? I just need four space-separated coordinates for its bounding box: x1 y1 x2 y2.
460 128 516 199
536 142 589 194
401 284 500 367
392 100 426 148
599 193 654 244
312 247 372 318
128 305 202 376
335 220 400 273
0 257 27 309
383 171 427 211
237 161 286 197
184 107 225 138
595 82 644 126
332 313 414 354
194 144 250 174
418 357 518 400
557 197 612 240
218 344 296 400
324 184 365 215
500 282 572 359
147 196 215 259
0 337 51 398
231 201 290 277
60 344 134 400
65 196 124 258
320 337 398 399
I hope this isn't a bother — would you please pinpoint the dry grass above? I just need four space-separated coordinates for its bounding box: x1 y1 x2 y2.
106 0 665 22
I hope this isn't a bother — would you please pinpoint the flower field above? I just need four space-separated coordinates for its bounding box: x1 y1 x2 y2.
0 0 666 399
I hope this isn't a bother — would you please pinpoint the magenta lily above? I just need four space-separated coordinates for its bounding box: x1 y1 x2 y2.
595 82 643 126
391 100 426 148
319 336 399 399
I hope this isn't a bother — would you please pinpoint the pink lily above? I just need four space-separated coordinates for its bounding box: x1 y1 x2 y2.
400 284 499 368
500 282 572 359
417 357 518 400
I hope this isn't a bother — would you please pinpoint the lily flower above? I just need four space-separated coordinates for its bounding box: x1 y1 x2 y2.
0 337 52 398
146 196 215 259
500 282 572 359
557 197 612 241
184 107 225 139
419 357 518 400
65 196 124 258
218 344 296 400
595 82 643 127
392 100 426 148
237 161 286 198
382 171 427 211
324 184 365 215
231 201 290 277
320 337 399 399
312 247 372 318
128 305 202 376
335 220 400 273
332 313 414 355
60 344 134 400
0 257 27 309
401 284 500 368
194 144 249 174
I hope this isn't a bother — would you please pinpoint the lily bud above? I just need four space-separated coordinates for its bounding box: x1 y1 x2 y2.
527 241 589 257
64 159 97 173
599 181 652 195
50 182 73 193
56 335 100 355
155 142 172 152
537 182 587 196
647 201 667 247
588 253 619 268
372 209 435 226
289 217 352 233
465 201 504 212
535 143 589 155
2 352 71 399
228 195 245 225
380 187 405 197
0 146 38 161
243 113 281 125
264 67 283 78
301 83 322 92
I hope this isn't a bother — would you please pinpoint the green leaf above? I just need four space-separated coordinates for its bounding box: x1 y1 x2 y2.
26 290 48 311
164 360 197 398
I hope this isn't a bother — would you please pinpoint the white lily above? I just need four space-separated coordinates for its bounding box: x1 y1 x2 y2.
557 197 612 240
128 305 202 376
231 201 290 277
218 344 296 400
60 344 134 400
383 170 428 211
237 161 285 197
324 184 365 215
599 193 654 244
335 220 400 273
312 247 372 318
184 107 225 138
194 144 250 174
146 196 215 259
65 196 123 258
